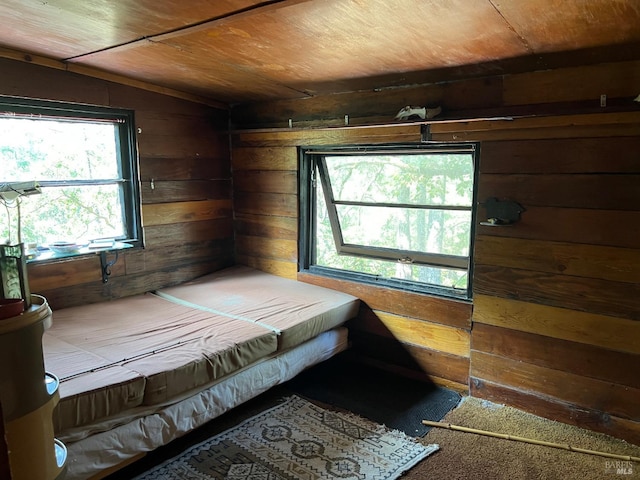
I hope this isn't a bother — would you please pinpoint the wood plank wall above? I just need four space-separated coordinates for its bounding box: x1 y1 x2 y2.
0 58 233 310
231 60 640 444
432 114 640 445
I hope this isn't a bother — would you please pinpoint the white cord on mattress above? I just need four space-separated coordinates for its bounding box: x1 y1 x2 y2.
150 291 282 336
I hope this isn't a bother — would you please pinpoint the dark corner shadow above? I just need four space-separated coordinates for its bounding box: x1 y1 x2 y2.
285 303 462 437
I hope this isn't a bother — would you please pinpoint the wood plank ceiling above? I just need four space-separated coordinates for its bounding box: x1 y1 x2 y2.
0 0 639 105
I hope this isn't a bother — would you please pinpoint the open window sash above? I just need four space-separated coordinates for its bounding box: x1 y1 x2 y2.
315 156 470 271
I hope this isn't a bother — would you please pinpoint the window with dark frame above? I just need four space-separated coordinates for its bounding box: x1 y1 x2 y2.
300 144 478 299
0 96 142 259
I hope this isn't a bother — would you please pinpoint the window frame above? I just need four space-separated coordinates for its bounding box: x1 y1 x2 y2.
0 96 143 259
299 143 479 300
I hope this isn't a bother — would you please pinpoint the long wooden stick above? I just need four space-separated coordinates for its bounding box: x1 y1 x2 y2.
422 420 640 463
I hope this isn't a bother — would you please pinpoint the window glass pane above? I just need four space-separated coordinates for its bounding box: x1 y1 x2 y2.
325 154 474 206
1 118 119 181
335 204 471 256
3 185 125 245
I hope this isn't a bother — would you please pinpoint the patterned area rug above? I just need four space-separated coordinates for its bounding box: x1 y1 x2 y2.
134 395 438 480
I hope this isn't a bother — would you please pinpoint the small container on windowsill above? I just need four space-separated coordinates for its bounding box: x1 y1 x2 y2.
0 298 25 320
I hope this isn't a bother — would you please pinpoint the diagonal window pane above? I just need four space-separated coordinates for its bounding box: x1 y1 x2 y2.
336 205 471 256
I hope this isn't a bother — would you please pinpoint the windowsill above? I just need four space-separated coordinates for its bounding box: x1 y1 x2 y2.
26 241 135 264
301 265 472 302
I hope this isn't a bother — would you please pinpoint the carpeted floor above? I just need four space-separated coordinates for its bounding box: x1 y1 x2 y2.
408 397 640 480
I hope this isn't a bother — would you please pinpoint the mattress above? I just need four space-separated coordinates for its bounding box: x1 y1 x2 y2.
62 327 349 480
42 265 360 445
156 265 360 350
44 334 145 432
43 293 278 432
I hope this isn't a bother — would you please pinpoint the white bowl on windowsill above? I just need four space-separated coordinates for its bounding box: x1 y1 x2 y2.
49 242 81 254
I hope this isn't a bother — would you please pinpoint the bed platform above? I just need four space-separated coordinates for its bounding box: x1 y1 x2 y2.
42 265 360 480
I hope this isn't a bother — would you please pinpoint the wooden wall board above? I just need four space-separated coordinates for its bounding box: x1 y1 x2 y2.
503 60 640 105
352 308 470 357
432 111 640 136
107 80 225 115
235 235 298 263
235 254 298 280
0 57 111 107
141 179 231 204
233 170 298 194
139 157 231 181
134 110 228 138
28 234 233 307
40 259 233 310
429 377 468 394
473 265 640 320
431 111 640 143
348 330 469 389
298 272 472 330
470 350 640 421
432 122 640 142
142 219 234 248
403 343 469 388
122 240 234 276
470 379 640 445
29 255 124 292
478 174 640 210
478 137 640 174
472 323 640 389
234 213 298 241
38 56 218 108
473 294 640 355
232 125 422 147
141 199 233 227
476 206 640 249
474 236 640 284
233 192 298 218
137 133 226 159
232 147 298 171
